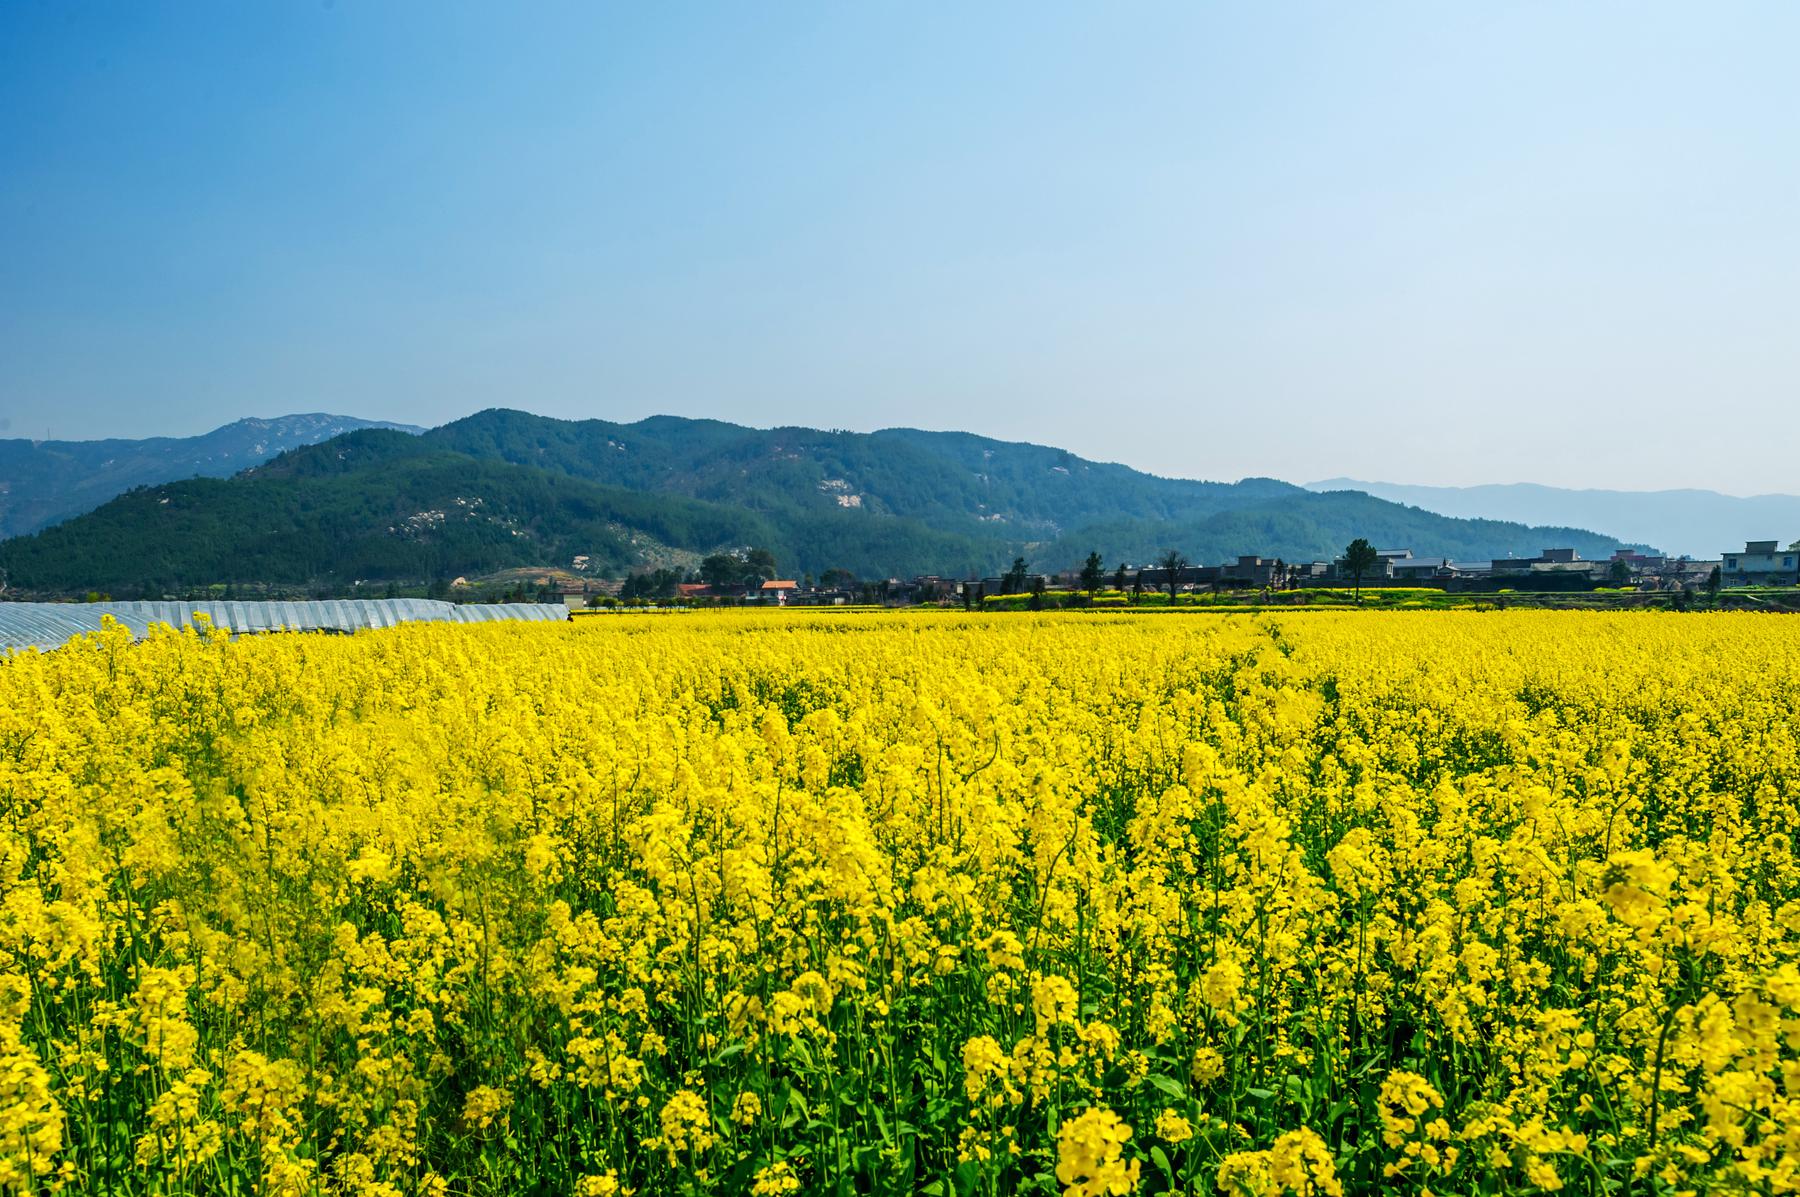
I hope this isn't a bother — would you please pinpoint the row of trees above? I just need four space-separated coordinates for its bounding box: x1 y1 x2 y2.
622 550 882 602
1001 550 1193 598
699 548 780 589
618 549 787 600
627 540 1740 610
644 535 1509 606
1016 539 1391 602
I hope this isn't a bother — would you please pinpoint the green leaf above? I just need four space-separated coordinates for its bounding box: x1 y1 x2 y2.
781 1087 810 1128
1148 1073 1187 1100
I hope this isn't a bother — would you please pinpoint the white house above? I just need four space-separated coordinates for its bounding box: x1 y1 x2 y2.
1721 540 1800 585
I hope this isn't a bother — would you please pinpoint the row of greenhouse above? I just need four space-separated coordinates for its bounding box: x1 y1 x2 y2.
0 599 569 652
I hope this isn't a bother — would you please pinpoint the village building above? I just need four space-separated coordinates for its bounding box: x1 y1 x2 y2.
1486 549 1607 588
757 579 800 604
1721 540 1800 586
1389 556 1452 581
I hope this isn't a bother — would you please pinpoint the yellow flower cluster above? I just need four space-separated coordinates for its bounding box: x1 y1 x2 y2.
3 609 1800 1193
1216 1127 1342 1196
1055 1107 1139 1196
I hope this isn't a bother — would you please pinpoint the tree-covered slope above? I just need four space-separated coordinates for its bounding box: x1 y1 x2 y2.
0 431 995 592
0 413 420 539
1051 489 1635 568
0 412 1645 594
423 409 1309 534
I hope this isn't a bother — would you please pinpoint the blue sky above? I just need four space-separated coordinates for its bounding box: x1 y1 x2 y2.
4 2 1798 492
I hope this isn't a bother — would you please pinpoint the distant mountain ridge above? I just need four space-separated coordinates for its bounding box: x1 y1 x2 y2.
1308 478 1800 559
0 413 422 539
423 409 1308 538
0 409 1643 594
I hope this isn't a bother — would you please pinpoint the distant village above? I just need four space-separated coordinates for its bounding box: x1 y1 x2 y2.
560 540 1800 609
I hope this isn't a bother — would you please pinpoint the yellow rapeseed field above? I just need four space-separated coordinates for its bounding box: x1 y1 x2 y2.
4 610 1799 1196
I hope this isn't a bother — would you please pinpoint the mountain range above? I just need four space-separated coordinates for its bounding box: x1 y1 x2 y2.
1308 479 1800 560
0 410 1643 595
0 414 420 540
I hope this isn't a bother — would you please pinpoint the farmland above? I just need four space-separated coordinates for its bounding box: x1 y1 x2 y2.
3 610 1798 1194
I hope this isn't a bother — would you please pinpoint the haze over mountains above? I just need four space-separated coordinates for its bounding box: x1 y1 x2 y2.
0 410 1648 596
1309 479 1800 560
0 414 420 540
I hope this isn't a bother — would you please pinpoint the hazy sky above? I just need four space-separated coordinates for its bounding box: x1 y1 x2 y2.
4 3 1798 492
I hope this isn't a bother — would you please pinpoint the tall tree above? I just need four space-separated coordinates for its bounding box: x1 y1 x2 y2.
1113 563 1127 592
700 553 743 589
1002 557 1029 595
743 547 779 583
1079 551 1105 595
1342 538 1379 604
1159 550 1186 600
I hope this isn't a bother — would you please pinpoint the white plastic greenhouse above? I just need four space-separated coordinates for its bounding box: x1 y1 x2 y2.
0 599 569 652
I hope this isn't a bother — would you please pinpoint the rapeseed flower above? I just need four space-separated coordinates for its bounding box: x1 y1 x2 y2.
3 609 1799 1193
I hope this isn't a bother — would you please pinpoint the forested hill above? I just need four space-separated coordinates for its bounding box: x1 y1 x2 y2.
422 409 1305 533
0 413 419 539
0 409 1641 594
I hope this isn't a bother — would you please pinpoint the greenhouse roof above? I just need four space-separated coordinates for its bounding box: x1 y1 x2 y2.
0 599 568 652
